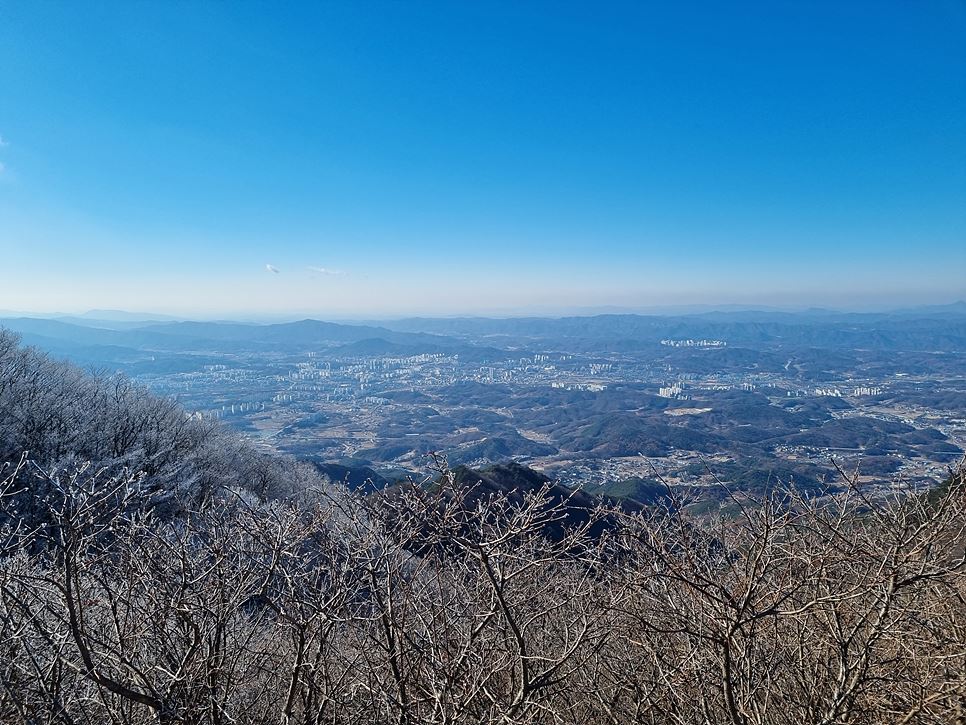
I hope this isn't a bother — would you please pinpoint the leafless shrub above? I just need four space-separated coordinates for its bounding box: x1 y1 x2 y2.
0 447 962 724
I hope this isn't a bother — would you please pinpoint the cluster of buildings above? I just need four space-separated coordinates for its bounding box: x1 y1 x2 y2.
814 386 883 398
658 384 685 398
660 339 727 348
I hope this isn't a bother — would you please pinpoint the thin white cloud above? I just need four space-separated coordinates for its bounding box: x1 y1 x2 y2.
265 264 280 274
307 266 346 276
0 135 7 148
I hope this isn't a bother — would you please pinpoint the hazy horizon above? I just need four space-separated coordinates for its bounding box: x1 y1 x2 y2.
2 2 964 314
4 298 966 325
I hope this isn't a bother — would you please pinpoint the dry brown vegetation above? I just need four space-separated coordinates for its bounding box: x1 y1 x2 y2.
1 455 963 725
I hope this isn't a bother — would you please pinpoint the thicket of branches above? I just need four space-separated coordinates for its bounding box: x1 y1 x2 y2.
1 328 964 724
1 457 963 724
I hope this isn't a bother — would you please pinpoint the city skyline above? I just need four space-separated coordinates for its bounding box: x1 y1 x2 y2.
1 2 964 315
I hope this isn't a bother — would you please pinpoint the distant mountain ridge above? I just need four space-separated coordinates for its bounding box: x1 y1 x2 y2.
0 316 460 355
4 306 966 373
373 310 966 351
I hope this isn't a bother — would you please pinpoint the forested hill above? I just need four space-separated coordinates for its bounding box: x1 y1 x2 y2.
0 329 310 507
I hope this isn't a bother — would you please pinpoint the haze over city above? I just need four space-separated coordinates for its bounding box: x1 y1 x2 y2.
2 1 964 316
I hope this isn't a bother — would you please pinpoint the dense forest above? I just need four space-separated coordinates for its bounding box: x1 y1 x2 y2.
1 329 964 724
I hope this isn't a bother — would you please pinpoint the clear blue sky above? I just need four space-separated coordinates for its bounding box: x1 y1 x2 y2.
1 1 964 317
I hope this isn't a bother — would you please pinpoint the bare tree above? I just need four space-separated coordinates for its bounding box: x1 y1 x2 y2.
596 467 966 725
0 429 963 724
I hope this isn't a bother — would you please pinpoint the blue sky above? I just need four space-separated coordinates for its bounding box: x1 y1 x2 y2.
1 1 964 316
